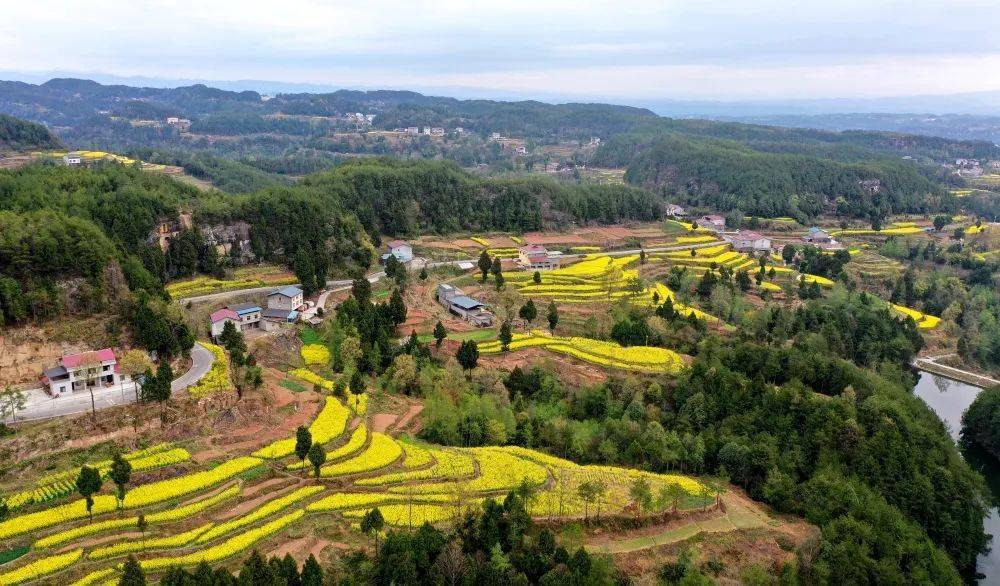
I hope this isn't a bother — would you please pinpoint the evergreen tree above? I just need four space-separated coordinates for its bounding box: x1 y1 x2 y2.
478 250 492 282
352 277 371 306
350 369 366 394
295 425 312 466
109 452 132 508
76 465 102 522
518 299 537 323
361 507 386 556
433 321 447 348
532 271 542 284
307 444 326 478
119 555 146 586
301 554 323 586
293 248 318 296
456 340 480 370
389 288 407 325
547 301 559 332
499 321 513 351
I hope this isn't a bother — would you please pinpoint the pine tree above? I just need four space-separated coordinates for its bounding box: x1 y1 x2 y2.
295 426 312 466
433 321 447 348
308 444 326 478
76 465 102 522
478 250 492 282
547 301 559 332
109 452 132 508
518 299 537 323
301 554 323 586
389 288 407 325
361 507 385 556
293 248 318 296
119 555 146 586
499 321 513 351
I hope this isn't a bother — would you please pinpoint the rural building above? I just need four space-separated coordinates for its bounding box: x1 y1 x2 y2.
803 227 845 250
262 308 299 332
518 245 561 270
41 348 119 396
382 240 413 263
437 284 494 327
62 152 83 166
724 230 771 253
210 303 262 338
267 286 303 311
665 204 687 218
209 308 240 338
430 127 445 136
229 302 263 330
405 127 419 135
696 215 726 231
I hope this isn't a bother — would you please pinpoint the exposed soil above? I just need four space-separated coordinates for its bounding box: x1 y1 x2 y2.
371 413 398 432
393 404 424 434
242 477 295 498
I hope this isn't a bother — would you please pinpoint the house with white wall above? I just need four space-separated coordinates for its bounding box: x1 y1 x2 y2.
42 348 119 396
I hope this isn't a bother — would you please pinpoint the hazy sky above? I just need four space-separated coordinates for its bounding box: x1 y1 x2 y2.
3 0 1000 100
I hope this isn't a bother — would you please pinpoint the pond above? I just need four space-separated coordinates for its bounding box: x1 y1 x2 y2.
912 371 1000 582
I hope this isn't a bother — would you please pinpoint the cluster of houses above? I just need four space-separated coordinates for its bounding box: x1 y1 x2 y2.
42 348 121 397
396 127 448 137
209 285 304 338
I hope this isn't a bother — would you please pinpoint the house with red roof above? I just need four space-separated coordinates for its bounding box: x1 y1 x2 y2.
41 348 119 396
209 307 241 338
381 240 413 263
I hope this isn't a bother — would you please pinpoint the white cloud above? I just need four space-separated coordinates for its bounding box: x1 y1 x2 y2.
1 0 999 99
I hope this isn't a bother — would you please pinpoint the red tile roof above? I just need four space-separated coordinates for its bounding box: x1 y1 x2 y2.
386 240 410 249
61 348 116 368
210 308 240 323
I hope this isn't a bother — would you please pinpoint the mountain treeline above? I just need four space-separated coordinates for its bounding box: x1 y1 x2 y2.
612 134 951 220
298 158 665 234
0 114 60 151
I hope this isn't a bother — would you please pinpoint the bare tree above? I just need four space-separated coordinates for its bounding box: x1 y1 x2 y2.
433 540 466 586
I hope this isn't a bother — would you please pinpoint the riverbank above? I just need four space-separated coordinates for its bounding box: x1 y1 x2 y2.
913 355 1000 389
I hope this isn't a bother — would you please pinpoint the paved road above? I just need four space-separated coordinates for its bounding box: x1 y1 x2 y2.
11 342 216 423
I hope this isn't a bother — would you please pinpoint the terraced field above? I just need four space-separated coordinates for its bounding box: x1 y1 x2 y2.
479 331 686 374
0 393 708 585
506 254 719 321
847 251 904 278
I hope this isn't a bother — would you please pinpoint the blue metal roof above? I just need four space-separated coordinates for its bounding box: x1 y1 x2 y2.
269 285 302 298
229 302 262 316
450 295 484 310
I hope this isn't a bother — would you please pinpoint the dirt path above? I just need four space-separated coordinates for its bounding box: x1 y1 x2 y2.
242 477 295 498
393 404 423 433
585 493 773 554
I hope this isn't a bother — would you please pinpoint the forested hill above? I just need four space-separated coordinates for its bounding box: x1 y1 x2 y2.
618 135 952 221
0 114 61 151
297 158 664 234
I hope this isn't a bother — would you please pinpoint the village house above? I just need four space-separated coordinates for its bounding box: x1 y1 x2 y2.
587 137 601 147
518 245 561 271
267 286 303 311
382 240 413 263
724 230 772 253
209 308 240 338
437 284 494 327
803 227 844 250
210 302 262 338
261 307 299 331
665 204 687 218
62 152 83 166
696 215 726 231
42 348 120 396
430 127 445 137
405 127 419 135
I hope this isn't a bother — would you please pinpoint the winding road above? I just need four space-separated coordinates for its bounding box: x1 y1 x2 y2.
11 342 216 423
